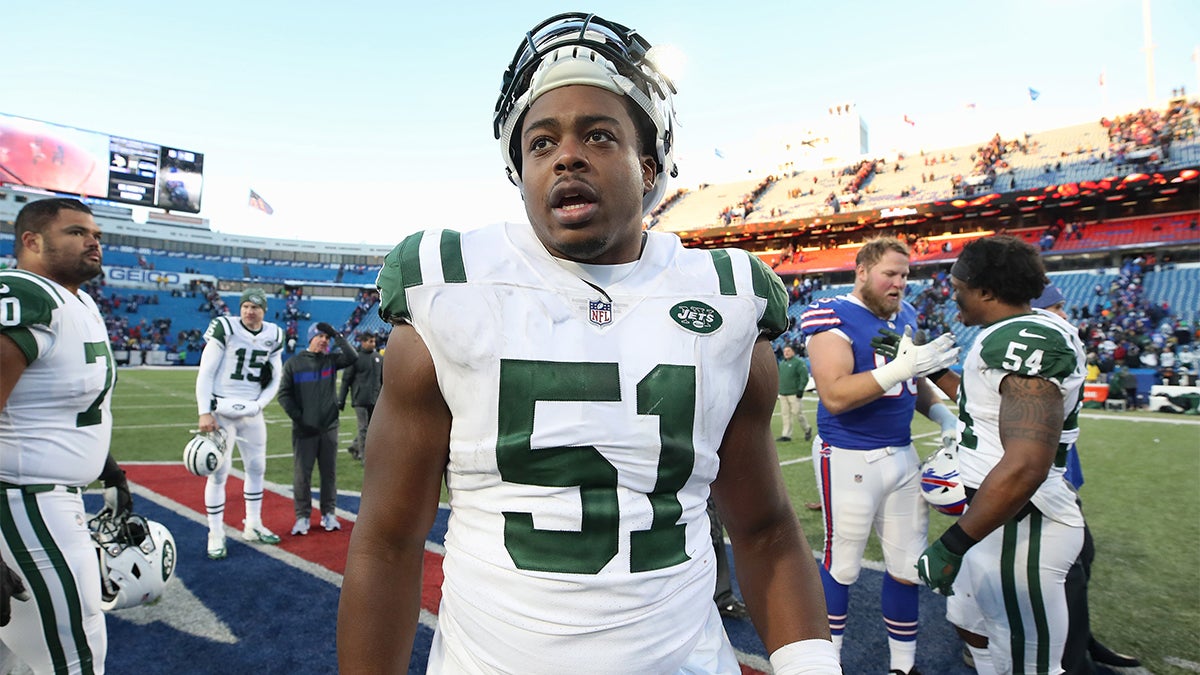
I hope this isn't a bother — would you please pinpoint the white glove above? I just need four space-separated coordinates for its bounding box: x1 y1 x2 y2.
871 327 961 392
214 398 261 418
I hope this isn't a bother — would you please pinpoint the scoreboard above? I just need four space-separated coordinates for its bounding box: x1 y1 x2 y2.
0 112 204 213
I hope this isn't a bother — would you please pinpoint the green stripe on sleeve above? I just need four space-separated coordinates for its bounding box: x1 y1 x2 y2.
440 230 466 283
376 232 424 324
748 253 789 338
1 326 38 365
707 250 736 296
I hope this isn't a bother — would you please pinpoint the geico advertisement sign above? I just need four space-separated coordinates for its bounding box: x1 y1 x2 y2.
102 266 189 288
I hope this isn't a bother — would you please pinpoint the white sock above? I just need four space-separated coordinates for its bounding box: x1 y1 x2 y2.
888 637 916 674
830 634 843 657
207 512 223 537
245 499 262 526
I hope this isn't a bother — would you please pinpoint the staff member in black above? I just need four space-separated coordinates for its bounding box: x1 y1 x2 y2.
338 332 384 461
278 322 356 535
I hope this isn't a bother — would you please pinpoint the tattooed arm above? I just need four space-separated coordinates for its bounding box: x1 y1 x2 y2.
956 374 1064 541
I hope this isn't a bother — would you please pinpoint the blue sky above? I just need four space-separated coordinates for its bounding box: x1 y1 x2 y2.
6 0 1198 245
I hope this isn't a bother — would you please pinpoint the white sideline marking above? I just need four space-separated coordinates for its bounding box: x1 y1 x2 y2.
1166 656 1200 672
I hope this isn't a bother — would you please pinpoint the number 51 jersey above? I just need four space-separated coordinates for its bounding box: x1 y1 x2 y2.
0 269 116 486
378 222 787 673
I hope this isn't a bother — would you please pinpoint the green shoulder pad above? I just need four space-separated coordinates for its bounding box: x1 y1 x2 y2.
748 253 789 338
979 319 1077 381
376 231 425 324
203 316 229 346
0 271 63 364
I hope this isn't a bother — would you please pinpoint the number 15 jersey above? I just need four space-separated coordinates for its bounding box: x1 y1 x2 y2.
378 222 788 674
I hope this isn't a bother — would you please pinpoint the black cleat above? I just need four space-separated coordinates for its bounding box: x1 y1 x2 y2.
1089 637 1141 669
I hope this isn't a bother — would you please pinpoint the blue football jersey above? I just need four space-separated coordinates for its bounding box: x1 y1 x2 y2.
799 294 918 449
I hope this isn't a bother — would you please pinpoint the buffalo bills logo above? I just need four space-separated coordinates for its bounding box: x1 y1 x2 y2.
589 299 612 327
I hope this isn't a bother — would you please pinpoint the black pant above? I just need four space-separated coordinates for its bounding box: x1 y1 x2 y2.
707 498 735 603
292 425 338 519
1061 514 1097 674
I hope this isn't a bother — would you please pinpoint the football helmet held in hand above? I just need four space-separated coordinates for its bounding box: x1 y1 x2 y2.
89 510 176 611
920 446 968 516
183 428 229 477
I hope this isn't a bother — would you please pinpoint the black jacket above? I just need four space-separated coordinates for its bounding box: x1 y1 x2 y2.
339 347 384 409
277 335 357 435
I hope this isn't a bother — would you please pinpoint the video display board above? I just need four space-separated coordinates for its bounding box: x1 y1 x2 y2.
0 112 204 213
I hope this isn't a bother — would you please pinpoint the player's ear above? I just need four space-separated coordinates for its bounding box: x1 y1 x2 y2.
641 156 656 195
20 231 41 254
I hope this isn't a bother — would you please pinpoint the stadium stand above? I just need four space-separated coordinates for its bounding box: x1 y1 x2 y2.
1 98 1195 375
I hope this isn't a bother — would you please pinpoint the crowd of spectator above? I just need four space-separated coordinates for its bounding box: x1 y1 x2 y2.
341 289 381 336
717 175 776 225
646 187 688 229
81 280 178 355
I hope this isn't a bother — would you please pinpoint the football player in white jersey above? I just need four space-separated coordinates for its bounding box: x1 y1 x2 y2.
916 236 1086 675
194 287 284 559
0 198 130 674
339 12 839 674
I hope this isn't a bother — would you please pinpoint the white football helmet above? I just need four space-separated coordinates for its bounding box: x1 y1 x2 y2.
183 428 228 477
89 510 177 611
920 446 968 516
493 12 679 215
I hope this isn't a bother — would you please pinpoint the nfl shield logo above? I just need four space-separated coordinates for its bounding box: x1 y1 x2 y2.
589 299 612 327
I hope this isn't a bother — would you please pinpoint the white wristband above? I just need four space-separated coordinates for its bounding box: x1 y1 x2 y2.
871 357 912 392
768 639 841 674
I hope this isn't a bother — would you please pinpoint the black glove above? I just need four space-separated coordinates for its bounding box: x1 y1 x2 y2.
338 399 346 411
870 327 902 360
316 322 338 337
1 559 30 627
98 454 133 519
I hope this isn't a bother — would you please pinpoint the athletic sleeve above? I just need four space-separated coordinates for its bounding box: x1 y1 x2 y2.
798 297 842 341
0 272 60 365
195 338 224 415
376 231 423 325
202 316 229 347
256 344 284 408
747 252 789 338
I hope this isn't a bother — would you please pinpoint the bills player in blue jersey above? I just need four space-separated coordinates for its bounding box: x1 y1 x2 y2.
801 237 960 675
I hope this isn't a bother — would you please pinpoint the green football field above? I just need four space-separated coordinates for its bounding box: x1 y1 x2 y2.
108 367 1200 674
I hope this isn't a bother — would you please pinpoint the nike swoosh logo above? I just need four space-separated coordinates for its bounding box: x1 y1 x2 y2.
1017 328 1045 340
0 284 8 294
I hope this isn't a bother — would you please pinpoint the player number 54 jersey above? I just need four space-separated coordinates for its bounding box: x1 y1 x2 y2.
957 309 1086 527
0 270 116 486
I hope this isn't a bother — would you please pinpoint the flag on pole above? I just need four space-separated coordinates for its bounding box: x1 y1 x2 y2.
1028 87 1041 101
965 102 977 110
1099 71 1106 87
248 189 274 215
903 114 916 126
714 148 725 159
